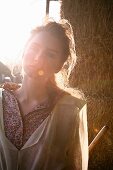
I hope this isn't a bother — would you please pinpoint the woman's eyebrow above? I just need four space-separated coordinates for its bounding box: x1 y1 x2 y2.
32 43 59 54
47 48 59 54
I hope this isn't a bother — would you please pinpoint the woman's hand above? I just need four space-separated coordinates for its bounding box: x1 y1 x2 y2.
0 82 21 90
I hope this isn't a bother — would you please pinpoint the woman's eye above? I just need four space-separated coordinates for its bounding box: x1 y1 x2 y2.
46 52 56 58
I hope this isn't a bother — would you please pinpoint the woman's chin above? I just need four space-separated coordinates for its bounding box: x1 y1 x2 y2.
29 73 44 79
25 71 46 80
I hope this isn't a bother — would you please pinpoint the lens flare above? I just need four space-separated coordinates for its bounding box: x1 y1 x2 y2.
37 70 44 76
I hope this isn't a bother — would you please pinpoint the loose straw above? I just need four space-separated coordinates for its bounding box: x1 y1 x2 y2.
89 125 109 153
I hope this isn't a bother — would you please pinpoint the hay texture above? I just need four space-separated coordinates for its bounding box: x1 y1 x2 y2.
61 0 113 169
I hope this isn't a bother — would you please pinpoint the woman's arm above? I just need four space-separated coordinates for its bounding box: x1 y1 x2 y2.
66 104 88 170
79 104 88 170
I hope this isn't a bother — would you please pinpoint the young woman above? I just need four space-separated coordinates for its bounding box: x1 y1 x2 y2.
0 19 88 170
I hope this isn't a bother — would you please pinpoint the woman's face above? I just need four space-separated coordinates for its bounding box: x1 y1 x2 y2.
22 31 64 80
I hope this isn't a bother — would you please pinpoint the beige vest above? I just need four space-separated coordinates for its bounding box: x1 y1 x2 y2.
0 88 88 170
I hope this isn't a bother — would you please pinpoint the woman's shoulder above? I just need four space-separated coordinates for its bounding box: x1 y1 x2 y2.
52 89 86 127
0 82 21 103
57 87 86 110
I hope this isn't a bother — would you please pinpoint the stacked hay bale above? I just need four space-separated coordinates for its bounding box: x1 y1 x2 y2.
61 0 113 169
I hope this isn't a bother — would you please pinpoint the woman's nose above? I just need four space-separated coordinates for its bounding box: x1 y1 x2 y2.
34 53 45 66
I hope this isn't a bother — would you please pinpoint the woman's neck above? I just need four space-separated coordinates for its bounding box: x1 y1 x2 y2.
15 75 49 104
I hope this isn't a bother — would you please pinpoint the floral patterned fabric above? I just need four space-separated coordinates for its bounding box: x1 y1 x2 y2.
2 88 64 150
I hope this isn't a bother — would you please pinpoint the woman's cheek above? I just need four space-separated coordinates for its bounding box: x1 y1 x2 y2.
23 51 35 64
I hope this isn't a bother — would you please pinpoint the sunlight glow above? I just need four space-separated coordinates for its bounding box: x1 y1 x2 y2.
49 1 61 21
0 0 46 65
0 0 61 66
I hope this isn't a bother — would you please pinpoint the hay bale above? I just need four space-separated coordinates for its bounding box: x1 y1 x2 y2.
61 0 113 169
88 96 113 169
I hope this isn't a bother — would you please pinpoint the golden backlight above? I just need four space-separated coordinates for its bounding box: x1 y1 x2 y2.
0 0 61 66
